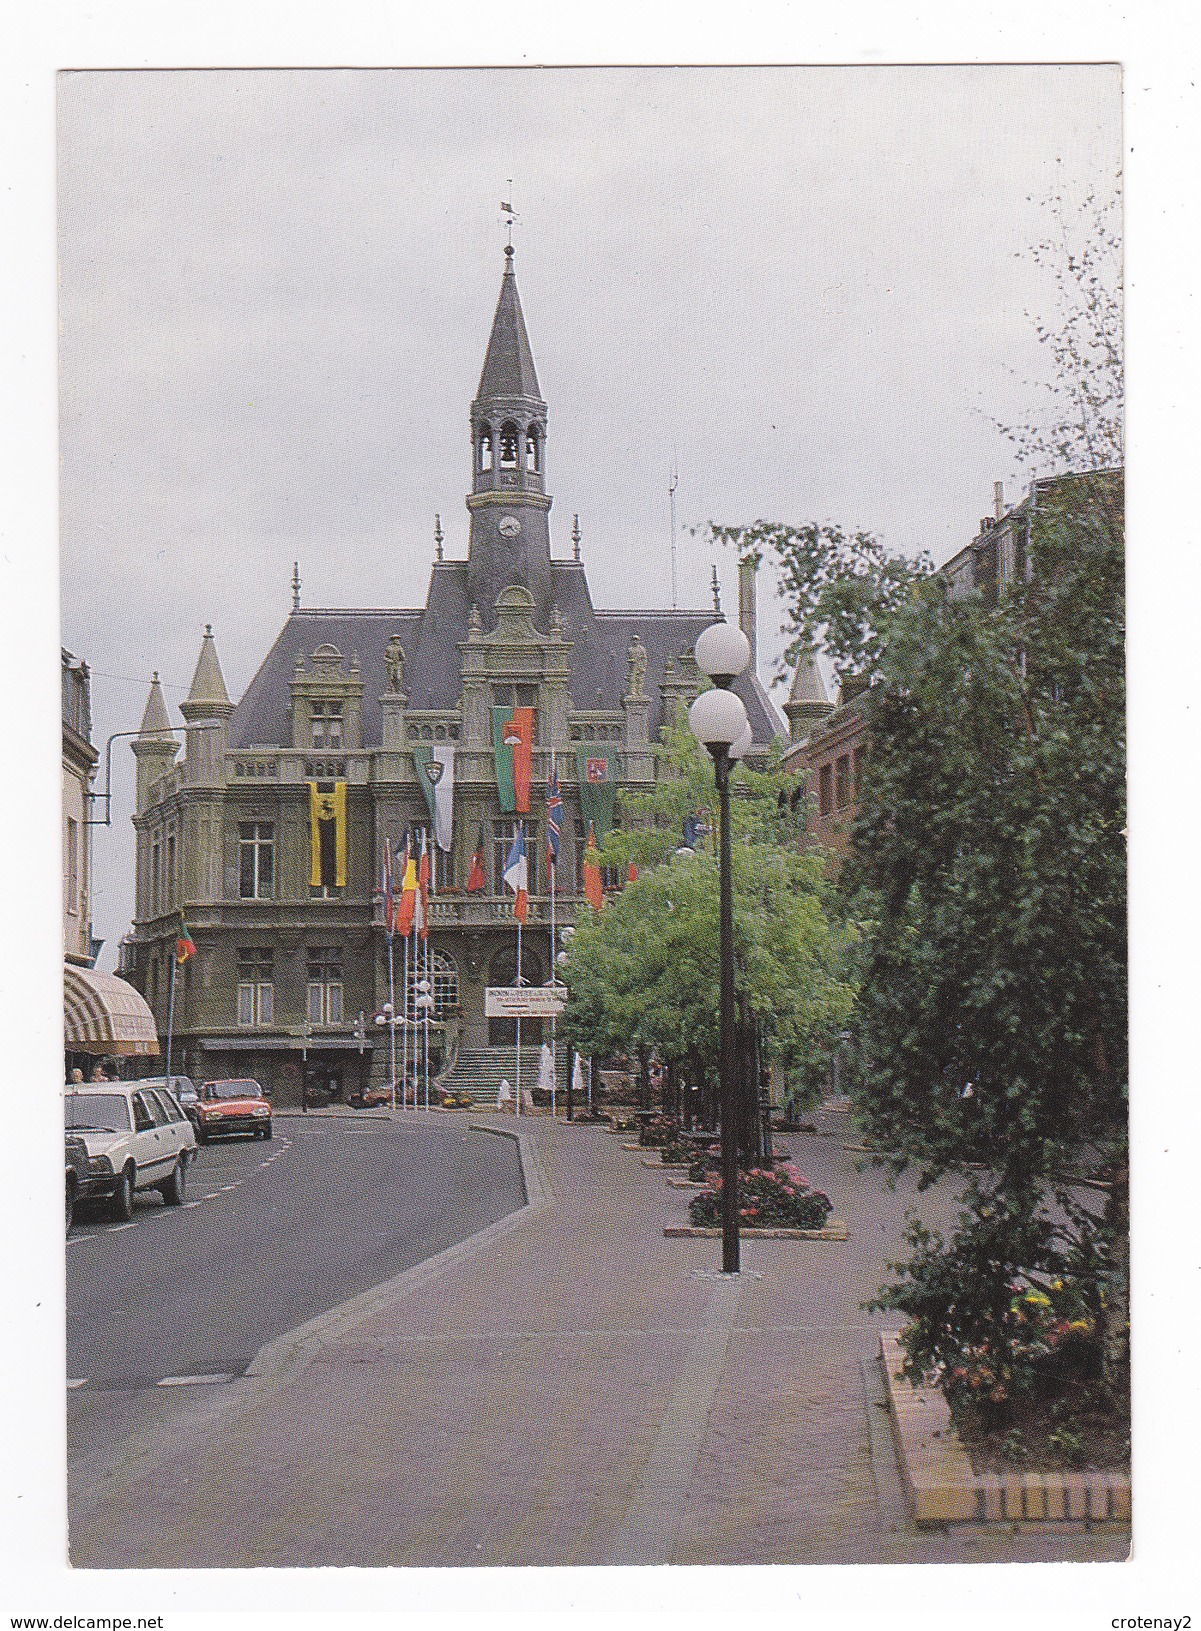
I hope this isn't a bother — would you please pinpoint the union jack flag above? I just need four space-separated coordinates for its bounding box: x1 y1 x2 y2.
546 764 563 871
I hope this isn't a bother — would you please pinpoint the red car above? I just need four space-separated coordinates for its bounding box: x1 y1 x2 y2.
195 1078 273 1142
349 1081 396 1109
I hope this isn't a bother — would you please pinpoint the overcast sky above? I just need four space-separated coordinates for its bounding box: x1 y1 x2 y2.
58 65 1121 964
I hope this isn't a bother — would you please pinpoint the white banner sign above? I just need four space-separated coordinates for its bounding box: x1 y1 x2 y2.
485 986 567 1019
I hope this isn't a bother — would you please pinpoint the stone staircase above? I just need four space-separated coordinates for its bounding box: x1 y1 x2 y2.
439 1044 569 1106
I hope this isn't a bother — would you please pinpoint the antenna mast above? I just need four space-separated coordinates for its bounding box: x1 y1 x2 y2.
669 454 679 610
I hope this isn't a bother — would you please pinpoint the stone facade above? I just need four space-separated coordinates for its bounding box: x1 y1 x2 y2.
126 248 784 1103
62 649 97 965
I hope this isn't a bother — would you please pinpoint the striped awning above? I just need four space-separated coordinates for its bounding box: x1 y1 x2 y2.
64 963 160 1056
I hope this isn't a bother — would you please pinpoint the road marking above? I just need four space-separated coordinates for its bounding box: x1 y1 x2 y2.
108 1222 137 1232
219 1183 239 1191
67 1378 88 1389
157 1373 236 1387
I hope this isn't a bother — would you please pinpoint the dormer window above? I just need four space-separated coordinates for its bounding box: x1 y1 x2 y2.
525 425 540 472
499 421 519 467
478 425 493 472
311 700 343 750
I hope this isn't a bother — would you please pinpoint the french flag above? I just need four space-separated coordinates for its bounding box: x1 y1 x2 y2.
503 825 529 923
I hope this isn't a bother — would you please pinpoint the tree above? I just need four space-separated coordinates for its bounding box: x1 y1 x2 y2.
701 185 1127 1406
558 723 855 1127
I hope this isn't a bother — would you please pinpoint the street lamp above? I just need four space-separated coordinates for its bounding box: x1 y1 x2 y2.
689 620 750 1275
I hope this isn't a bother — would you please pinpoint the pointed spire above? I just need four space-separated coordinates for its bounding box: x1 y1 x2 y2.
180 624 233 721
787 647 830 707
476 248 542 403
137 672 173 740
292 561 302 611
572 514 582 562
434 513 444 561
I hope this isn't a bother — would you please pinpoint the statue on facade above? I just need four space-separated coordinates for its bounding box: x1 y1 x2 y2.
385 635 406 695
626 633 648 698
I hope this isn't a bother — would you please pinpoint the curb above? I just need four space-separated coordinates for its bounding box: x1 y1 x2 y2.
70 1118 550 1523
664 1222 849 1241
879 1331 1131 1526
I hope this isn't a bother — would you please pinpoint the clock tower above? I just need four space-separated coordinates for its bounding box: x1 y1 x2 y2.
466 244 555 628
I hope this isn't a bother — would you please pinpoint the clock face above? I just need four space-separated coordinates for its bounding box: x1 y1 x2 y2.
498 515 522 538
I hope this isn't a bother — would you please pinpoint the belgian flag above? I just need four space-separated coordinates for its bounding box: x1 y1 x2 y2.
309 781 348 889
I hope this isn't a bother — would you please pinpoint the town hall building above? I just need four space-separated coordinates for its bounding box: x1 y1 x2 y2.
125 244 783 1104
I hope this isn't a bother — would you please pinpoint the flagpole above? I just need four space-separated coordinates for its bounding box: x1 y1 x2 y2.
165 944 177 1083
423 932 430 1112
515 823 522 1119
401 931 409 1110
387 933 397 1112
411 921 419 1107
549 844 557 1121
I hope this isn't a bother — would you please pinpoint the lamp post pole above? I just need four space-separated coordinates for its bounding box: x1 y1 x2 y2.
688 612 753 1279
714 745 740 1274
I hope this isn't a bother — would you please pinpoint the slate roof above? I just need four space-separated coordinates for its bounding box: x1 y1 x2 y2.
475 254 542 404
229 559 784 752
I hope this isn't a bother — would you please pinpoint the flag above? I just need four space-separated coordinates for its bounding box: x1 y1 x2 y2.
413 743 455 851
503 825 529 923
575 747 617 842
492 706 535 813
381 838 395 940
545 764 563 872
417 829 431 941
308 781 348 888
396 837 419 938
627 861 639 884
583 821 604 911
176 921 197 963
467 823 487 893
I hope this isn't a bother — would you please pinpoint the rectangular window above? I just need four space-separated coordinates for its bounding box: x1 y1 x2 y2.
166 830 176 907
835 755 851 809
239 823 275 899
310 700 344 749
152 835 162 915
852 746 865 798
66 817 79 916
818 763 833 818
237 948 274 1027
306 948 344 1026
493 820 538 897
491 683 539 710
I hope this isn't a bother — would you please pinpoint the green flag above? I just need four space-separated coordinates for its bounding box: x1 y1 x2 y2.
492 706 517 813
575 748 617 843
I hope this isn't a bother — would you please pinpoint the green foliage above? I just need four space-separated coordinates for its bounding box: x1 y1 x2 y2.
688 1161 833 1230
558 722 855 1100
699 187 1127 1403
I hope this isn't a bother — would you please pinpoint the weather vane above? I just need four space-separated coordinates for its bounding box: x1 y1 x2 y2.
501 184 519 252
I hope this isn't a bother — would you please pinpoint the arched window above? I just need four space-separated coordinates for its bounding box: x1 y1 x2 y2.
525 425 540 472
478 425 493 472
499 421 519 467
406 950 459 1022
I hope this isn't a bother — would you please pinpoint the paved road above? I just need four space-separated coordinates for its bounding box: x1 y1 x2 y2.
66 1116 524 1395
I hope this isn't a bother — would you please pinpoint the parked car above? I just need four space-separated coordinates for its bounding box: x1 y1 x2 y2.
195 1079 272 1143
348 1080 396 1108
65 1132 93 1233
64 1083 197 1220
140 1074 199 1128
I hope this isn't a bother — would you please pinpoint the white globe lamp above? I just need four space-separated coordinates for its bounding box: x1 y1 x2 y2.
694 621 751 688
688 687 749 755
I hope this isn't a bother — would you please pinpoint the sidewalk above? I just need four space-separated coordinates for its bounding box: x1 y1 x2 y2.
68 1112 1127 1568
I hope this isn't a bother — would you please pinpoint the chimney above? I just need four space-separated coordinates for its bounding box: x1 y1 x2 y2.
738 557 757 669
994 480 1005 522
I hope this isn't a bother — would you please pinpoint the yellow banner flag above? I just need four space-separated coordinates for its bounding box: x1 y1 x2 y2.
309 781 348 888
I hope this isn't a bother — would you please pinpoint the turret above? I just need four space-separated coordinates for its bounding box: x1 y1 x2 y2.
180 625 234 785
783 648 834 744
132 672 179 812
466 245 554 629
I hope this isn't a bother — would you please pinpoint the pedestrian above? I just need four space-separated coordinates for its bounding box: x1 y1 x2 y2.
89 1061 108 1082
68 1067 84 1084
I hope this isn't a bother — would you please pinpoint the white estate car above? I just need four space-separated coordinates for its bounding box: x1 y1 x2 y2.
64 1083 197 1220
